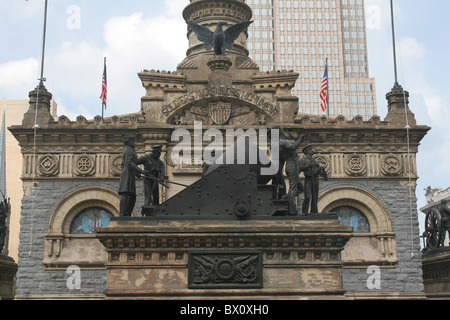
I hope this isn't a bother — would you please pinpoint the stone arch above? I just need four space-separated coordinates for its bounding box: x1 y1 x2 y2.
48 186 120 235
318 186 393 233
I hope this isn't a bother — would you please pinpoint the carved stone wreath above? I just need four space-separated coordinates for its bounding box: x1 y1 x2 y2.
345 154 366 177
38 154 59 177
74 154 96 177
188 252 263 289
381 154 403 176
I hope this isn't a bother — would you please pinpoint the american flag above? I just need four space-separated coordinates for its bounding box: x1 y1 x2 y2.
100 58 107 111
320 62 328 113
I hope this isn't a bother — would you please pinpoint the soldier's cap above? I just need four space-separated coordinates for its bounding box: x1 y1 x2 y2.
152 145 163 151
302 145 313 153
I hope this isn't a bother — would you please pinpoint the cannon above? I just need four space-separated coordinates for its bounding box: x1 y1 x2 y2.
423 200 450 251
143 136 289 219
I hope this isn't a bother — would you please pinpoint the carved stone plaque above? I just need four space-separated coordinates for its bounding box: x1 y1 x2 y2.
38 154 59 177
74 154 96 177
188 251 263 289
345 154 366 177
381 153 403 176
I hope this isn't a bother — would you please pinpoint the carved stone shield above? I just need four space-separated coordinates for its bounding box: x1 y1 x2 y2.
208 102 232 125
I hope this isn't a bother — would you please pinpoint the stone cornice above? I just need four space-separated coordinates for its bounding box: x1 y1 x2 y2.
251 70 300 89
183 0 252 24
138 69 187 89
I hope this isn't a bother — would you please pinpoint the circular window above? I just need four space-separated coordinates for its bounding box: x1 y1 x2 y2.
70 207 113 234
332 206 370 233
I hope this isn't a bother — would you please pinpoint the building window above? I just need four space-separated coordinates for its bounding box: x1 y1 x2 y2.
333 206 370 233
70 207 113 234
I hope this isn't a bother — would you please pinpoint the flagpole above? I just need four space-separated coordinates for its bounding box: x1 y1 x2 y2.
101 57 106 118
390 0 401 89
38 0 49 89
326 58 329 117
102 58 104 119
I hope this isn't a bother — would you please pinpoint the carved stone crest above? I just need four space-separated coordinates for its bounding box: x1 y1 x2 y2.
188 252 263 289
38 154 59 177
74 154 96 177
208 102 232 125
345 154 366 177
381 154 403 176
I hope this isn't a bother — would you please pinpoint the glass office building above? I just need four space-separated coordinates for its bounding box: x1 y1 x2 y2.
247 0 377 119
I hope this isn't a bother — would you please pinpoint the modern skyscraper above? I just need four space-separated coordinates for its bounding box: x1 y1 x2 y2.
247 0 377 119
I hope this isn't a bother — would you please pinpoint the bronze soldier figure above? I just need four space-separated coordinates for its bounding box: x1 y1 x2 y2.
118 135 147 217
137 145 166 206
298 145 328 215
270 126 305 215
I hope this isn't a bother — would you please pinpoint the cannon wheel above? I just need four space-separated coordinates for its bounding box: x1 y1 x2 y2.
424 209 442 249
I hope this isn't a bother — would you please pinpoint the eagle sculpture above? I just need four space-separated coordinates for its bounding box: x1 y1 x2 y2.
187 21 253 56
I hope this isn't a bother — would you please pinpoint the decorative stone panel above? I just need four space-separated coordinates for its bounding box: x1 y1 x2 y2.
381 153 403 177
38 154 59 177
345 154 366 177
74 154 96 177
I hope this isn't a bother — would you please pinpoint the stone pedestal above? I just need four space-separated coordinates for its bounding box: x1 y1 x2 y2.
0 254 17 300
97 216 353 299
422 247 450 299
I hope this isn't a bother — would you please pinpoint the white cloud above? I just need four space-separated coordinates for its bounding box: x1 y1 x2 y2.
47 41 105 99
396 37 449 126
0 58 40 99
397 37 426 67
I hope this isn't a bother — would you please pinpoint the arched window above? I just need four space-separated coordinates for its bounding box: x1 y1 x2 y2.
70 207 113 234
332 206 370 233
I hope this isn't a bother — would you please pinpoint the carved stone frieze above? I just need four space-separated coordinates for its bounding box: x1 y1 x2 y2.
171 102 262 126
183 0 253 24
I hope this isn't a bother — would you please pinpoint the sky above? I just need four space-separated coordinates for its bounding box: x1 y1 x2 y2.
0 0 449 220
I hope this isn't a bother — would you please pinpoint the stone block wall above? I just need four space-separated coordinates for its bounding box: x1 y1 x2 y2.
15 178 425 298
316 179 424 295
15 180 143 298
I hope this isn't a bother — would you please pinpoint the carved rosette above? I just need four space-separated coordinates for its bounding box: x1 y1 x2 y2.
38 154 59 177
345 154 366 177
74 154 96 177
381 153 403 176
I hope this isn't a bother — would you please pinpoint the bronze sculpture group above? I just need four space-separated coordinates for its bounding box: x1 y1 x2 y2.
118 135 166 217
119 128 327 217
270 126 328 216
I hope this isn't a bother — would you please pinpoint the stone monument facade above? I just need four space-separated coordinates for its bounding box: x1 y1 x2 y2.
9 0 429 299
